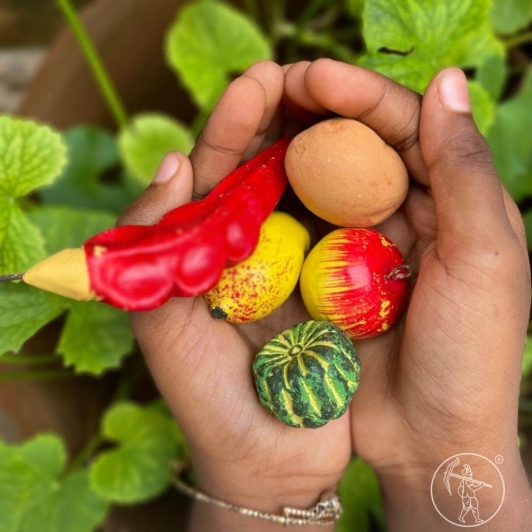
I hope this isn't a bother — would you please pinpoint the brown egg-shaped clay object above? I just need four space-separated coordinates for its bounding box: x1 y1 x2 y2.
285 118 409 227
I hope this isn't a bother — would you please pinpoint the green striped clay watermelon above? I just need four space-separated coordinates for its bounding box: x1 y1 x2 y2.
252 320 361 428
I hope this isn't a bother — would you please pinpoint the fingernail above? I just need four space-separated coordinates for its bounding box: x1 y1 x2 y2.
152 153 180 184
438 69 471 113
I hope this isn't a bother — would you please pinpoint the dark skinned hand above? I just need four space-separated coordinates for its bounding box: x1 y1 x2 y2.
118 59 532 531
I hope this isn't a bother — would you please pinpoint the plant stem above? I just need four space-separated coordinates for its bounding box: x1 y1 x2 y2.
68 432 104 472
278 22 359 64
0 353 62 365
298 0 330 25
0 369 72 382
505 30 532 49
267 0 286 43
67 372 131 472
55 0 128 128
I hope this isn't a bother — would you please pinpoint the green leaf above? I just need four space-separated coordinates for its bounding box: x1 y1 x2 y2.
492 0 532 34
90 402 184 503
0 283 66 355
0 200 46 274
0 435 108 532
0 117 66 275
40 126 134 215
58 301 133 375
468 81 496 135
522 337 532 377
118 113 194 184
0 116 66 198
27 206 133 375
166 0 272 109
28 205 115 255
17 471 108 532
486 70 532 202
360 0 503 93
477 55 508 101
337 457 384 532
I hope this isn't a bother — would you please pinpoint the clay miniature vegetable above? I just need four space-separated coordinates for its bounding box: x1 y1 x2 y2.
205 211 310 323
19 138 291 311
285 118 408 227
253 320 361 428
300 228 410 339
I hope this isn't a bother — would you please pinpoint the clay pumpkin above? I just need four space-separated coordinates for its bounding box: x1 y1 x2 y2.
253 320 361 428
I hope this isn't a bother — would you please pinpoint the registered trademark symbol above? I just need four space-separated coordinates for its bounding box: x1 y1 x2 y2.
495 455 504 464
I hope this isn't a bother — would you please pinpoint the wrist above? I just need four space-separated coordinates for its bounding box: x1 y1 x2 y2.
192 455 342 514
186 455 340 532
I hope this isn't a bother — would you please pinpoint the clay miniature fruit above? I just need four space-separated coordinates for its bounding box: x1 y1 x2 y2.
253 320 361 428
204 211 310 323
285 118 409 227
300 228 410 339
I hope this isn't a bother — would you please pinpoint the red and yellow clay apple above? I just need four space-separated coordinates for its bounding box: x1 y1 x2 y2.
300 228 410 339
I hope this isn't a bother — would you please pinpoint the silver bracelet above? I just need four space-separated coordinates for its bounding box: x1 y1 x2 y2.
171 461 342 527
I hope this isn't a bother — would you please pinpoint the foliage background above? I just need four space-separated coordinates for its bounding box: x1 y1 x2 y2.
0 0 531 530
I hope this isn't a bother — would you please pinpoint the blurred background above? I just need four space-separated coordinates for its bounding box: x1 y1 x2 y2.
0 1 531 531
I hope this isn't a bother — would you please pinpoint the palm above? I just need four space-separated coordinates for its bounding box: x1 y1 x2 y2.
181 280 351 480
348 187 439 467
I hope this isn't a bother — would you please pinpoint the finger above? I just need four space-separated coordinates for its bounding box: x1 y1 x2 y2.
284 61 329 124
419 68 514 254
190 61 285 199
117 152 193 226
189 76 266 200
241 61 285 158
264 104 285 146
290 59 427 184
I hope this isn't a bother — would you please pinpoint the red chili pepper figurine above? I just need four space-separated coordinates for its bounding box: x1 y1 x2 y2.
21 138 291 311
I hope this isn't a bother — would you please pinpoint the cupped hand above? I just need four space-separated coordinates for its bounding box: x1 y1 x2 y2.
284 59 531 529
118 57 532 529
117 61 351 515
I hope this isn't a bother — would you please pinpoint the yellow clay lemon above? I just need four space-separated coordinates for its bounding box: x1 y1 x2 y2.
204 211 310 323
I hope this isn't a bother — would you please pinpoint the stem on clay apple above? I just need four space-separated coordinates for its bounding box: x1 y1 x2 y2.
56 0 128 129
385 264 412 281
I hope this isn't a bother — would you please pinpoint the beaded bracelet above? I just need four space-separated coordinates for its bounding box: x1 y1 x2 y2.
171 461 342 527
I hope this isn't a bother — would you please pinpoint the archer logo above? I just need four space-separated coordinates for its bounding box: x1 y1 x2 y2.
430 453 505 527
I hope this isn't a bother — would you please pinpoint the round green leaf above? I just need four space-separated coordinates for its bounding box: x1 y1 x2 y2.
469 81 496 135
360 0 503 93
0 116 67 198
89 402 184 504
165 0 272 110
118 113 194 184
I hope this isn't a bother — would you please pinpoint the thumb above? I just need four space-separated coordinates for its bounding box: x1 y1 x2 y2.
117 152 194 227
419 68 515 259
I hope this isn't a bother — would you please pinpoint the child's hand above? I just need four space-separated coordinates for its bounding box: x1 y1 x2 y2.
119 58 532 531
284 59 531 530
118 61 351 530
